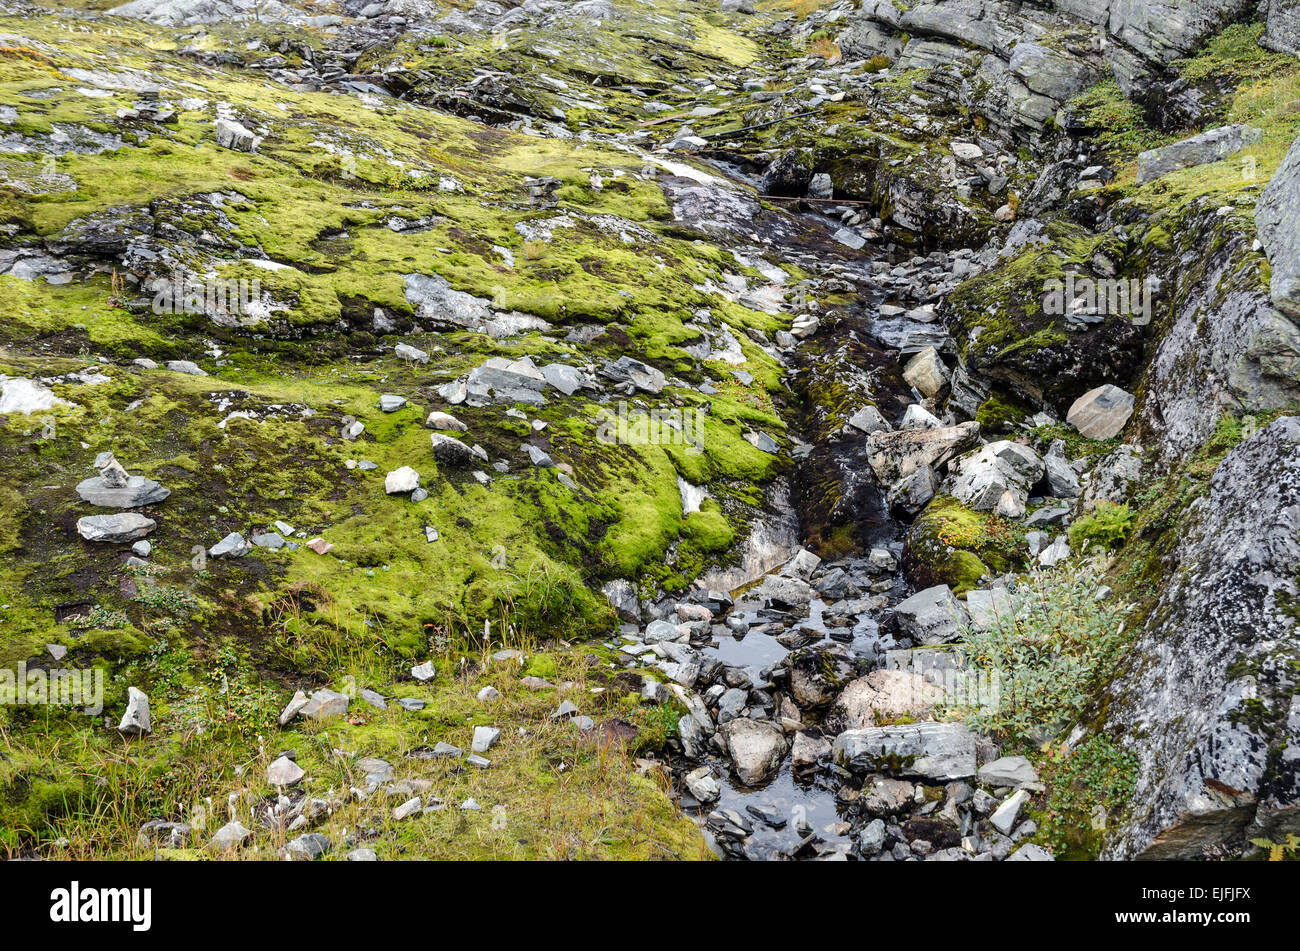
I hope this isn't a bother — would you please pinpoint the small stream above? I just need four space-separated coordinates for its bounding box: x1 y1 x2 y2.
649 160 932 858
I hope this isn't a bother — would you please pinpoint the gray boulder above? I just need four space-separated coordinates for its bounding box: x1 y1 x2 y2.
1067 384 1135 439
283 832 331 861
1264 0 1300 56
1044 439 1081 498
466 356 548 404
865 421 980 485
1256 133 1300 319
77 513 156 543
892 584 968 645
887 464 936 515
599 356 666 395
209 532 251 558
430 433 482 466
951 440 1045 512
832 721 977 781
215 116 260 152
75 472 170 508
978 755 1039 787
210 820 251 852
602 578 640 622
1136 124 1261 185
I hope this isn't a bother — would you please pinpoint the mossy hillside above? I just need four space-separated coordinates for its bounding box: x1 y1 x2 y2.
359 0 764 135
0 629 705 859
0 6 813 857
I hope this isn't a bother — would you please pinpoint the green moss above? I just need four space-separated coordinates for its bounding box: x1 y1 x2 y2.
975 392 1031 435
904 497 1027 595
1068 501 1135 554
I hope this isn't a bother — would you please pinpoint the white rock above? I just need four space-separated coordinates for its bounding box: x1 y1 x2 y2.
384 466 420 494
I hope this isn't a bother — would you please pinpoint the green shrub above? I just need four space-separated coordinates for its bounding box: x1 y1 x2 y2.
954 565 1130 744
1068 501 1134 554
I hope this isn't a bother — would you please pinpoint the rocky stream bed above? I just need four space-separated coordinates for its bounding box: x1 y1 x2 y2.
0 0 1298 862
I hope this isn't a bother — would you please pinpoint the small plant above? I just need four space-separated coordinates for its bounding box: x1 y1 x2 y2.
1036 736 1139 859
1068 501 1134 553
1250 834 1300 861
807 36 841 61
954 564 1131 743
133 584 201 617
71 605 128 630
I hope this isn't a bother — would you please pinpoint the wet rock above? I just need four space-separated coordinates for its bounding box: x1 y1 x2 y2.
887 464 936 516
847 404 890 434
759 147 814 197
77 513 155 543
787 648 855 709
1103 417 1300 859
832 722 977 781
719 718 787 785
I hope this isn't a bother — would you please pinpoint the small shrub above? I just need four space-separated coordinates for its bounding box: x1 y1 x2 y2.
1068 501 1134 553
954 565 1131 743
